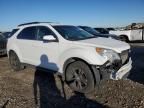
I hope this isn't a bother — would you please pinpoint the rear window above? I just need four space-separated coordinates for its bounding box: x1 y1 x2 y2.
17 27 36 40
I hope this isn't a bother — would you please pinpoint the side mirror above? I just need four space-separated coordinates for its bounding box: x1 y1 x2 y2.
43 35 56 41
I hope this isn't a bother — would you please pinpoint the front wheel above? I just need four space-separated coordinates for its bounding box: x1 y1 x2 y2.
9 51 24 71
65 61 95 93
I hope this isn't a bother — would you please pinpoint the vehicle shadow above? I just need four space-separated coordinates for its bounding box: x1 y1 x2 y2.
33 54 108 108
66 92 108 108
128 47 144 84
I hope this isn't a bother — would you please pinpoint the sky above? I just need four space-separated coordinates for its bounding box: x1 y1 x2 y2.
0 0 144 31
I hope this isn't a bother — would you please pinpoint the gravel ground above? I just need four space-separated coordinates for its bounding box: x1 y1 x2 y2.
0 46 144 108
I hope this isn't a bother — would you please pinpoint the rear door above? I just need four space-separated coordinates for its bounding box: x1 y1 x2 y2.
16 26 37 64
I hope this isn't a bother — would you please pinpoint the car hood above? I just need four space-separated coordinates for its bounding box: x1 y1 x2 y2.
73 37 130 53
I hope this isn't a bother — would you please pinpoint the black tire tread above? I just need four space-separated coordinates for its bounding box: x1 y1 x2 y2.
65 61 95 93
9 51 24 71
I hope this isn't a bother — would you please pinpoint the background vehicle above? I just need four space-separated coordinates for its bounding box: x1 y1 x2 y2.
0 33 7 55
2 32 11 38
94 28 109 34
7 22 132 93
79 26 120 40
106 27 115 31
110 29 144 42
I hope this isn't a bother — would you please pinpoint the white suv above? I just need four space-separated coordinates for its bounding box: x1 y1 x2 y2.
7 22 132 93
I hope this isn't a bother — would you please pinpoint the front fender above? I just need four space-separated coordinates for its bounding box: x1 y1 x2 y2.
58 48 107 73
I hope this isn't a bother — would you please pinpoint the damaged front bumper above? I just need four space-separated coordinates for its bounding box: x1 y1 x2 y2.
98 58 132 80
110 58 132 80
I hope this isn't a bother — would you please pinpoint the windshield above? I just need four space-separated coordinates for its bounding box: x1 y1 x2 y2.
80 26 100 35
81 27 111 38
53 26 95 41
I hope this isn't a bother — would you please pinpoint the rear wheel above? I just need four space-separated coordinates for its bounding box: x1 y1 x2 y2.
120 36 129 42
9 51 24 71
65 61 95 93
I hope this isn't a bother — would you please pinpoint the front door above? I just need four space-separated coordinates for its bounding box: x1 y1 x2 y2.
32 26 59 71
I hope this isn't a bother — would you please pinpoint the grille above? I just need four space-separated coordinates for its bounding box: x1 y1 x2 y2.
120 50 129 64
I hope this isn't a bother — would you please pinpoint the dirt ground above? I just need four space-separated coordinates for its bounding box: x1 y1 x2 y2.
0 45 144 108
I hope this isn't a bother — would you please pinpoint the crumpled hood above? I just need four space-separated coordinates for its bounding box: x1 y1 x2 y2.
73 37 130 53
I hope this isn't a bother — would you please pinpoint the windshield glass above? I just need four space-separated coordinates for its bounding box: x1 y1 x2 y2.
80 26 111 38
53 26 95 40
80 27 100 35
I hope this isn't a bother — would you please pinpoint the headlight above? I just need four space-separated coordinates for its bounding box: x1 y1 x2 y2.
96 48 120 63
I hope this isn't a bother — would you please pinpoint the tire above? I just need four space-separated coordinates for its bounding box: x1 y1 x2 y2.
9 51 24 71
65 61 95 93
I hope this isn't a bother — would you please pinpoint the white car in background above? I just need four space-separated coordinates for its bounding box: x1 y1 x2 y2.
110 29 144 42
7 22 132 93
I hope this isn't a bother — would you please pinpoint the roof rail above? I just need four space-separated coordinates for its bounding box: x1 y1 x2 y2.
18 22 57 27
18 22 40 27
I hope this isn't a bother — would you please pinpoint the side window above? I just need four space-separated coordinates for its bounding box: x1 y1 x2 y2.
37 26 55 40
17 27 36 40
